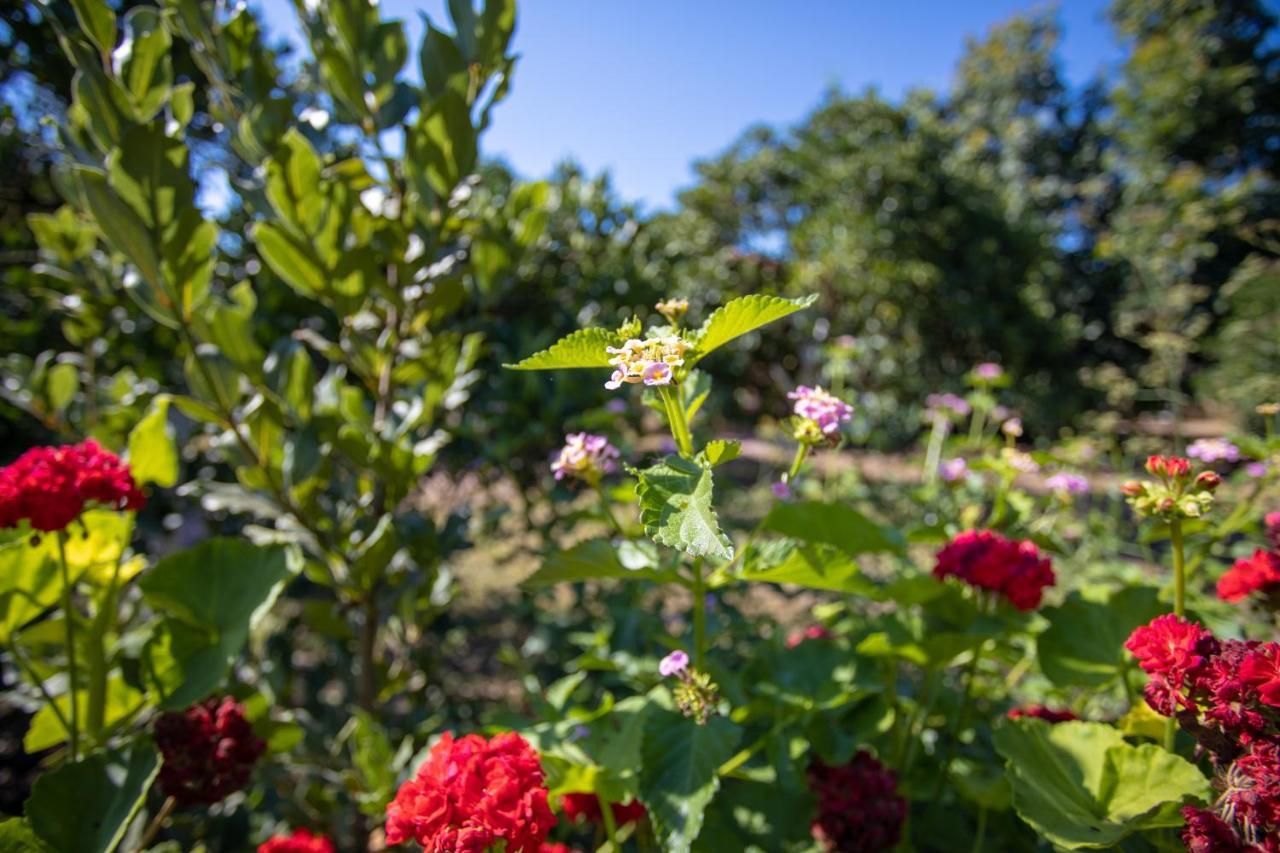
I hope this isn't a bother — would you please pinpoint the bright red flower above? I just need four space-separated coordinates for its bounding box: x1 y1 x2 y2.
1240 644 1280 707
786 625 835 648
0 440 145 532
154 696 265 806
807 751 905 852
1218 550 1280 603
1180 807 1244 852
1006 705 1078 723
559 792 646 827
385 731 555 852
1124 615 1218 716
538 844 578 853
933 530 1055 611
257 829 335 853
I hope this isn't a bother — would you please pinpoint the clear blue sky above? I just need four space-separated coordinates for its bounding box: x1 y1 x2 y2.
256 1 1121 211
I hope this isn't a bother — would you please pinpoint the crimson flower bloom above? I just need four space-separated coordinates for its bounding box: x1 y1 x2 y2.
385 731 555 852
0 440 145 532
807 752 906 852
1180 807 1245 852
1218 550 1280 603
1124 615 1218 715
932 530 1055 611
538 844 579 853
154 696 265 806
1240 644 1280 707
1006 705 1078 723
257 829 335 853
559 792 646 827
786 625 835 648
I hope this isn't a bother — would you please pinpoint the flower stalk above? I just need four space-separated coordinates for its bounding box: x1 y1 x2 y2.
55 529 79 761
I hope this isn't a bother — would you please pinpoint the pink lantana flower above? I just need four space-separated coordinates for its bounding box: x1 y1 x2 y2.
659 650 689 677
1187 438 1242 464
788 385 853 445
1045 472 1089 495
604 337 689 390
551 433 620 485
939 458 969 482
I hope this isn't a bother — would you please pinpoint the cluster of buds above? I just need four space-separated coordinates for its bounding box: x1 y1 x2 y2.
655 297 689 325
604 337 689 390
1122 456 1220 520
659 650 719 725
551 433 619 485
787 385 854 446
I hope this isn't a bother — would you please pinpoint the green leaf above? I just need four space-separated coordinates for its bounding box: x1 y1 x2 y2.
45 362 79 413
264 129 324 233
253 222 326 297
25 743 158 853
127 397 178 488
633 456 733 560
414 91 477 197
348 710 398 816
689 294 816 364
68 0 116 54
0 818 51 852
762 500 905 556
504 328 620 371
639 708 741 853
24 675 144 753
700 439 740 467
738 541 878 596
74 168 164 310
140 538 295 708
0 537 62 643
478 0 516 64
1037 587 1164 688
117 8 172 121
994 720 1211 849
418 16 469 100
522 540 670 587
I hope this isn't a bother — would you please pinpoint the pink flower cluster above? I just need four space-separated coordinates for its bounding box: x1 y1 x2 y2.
1125 616 1280 849
933 530 1056 611
788 386 854 437
0 440 146 532
604 337 688 389
551 433 619 484
925 392 971 419
1045 472 1089 495
1187 438 1242 464
807 752 906 852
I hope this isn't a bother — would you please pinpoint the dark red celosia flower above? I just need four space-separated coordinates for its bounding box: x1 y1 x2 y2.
1180 807 1244 852
1240 644 1280 708
807 752 906 852
257 829 335 853
1266 512 1280 552
1218 550 1280 603
1226 741 1280 837
786 625 835 648
1203 640 1271 742
0 440 146 532
385 731 555 852
559 792 646 827
932 530 1055 611
1006 705 1078 723
154 696 265 806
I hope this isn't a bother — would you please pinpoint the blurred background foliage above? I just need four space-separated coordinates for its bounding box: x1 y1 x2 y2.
3 0 1278 461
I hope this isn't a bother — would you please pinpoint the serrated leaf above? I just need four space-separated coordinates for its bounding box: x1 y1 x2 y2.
633 456 733 560
700 439 740 467
639 708 741 853
689 294 816 364
25 743 158 853
504 328 620 371
762 500 905 556
994 720 1210 849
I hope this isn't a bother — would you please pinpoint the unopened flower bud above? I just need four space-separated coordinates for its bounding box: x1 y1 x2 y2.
655 298 689 325
1195 471 1221 491
1121 480 1144 497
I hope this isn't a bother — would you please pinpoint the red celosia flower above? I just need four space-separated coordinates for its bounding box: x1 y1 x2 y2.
385 731 555 852
932 530 1055 611
1180 807 1245 852
154 696 265 806
1006 705 1078 723
786 625 835 648
1218 550 1280 603
807 751 906 852
257 829 335 853
0 440 145 532
559 792 646 827
1240 644 1280 708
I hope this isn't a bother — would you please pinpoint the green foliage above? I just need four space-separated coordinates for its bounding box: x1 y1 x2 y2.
1037 586 1165 688
688 294 816 365
25 743 158 853
632 456 734 560
761 500 905 556
504 328 621 370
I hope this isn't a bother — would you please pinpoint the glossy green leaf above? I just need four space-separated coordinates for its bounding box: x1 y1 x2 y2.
994 720 1210 849
762 500 905 556
69 0 116 54
25 743 158 853
117 8 172 120
415 91 477 197
127 397 178 488
632 456 733 560
639 708 741 853
504 328 620 370
253 222 326 297
264 129 324 233
688 294 816 364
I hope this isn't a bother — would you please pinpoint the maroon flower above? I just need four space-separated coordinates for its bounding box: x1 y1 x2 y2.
0 440 145 532
807 752 905 852
155 697 265 806
1180 807 1245 852
933 530 1055 611
1006 705 1078 723
257 829 335 853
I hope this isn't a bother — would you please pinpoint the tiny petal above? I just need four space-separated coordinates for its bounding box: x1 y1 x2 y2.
659 650 689 677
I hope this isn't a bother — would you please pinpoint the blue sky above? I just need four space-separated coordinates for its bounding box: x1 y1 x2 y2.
256 1 1121 211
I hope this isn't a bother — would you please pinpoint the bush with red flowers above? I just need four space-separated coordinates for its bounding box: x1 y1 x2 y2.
0 439 145 531
385 731 555 852
807 752 906 852
257 829 336 853
154 696 266 806
933 529 1056 610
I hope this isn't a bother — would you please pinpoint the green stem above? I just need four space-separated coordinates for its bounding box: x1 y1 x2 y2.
594 481 626 538
134 796 176 851
787 443 810 482
659 385 693 458
970 807 988 853
717 719 791 777
56 530 80 761
597 791 619 853
923 417 947 483
8 642 73 741
936 637 988 797
86 550 125 738
1165 517 1186 753
692 558 707 669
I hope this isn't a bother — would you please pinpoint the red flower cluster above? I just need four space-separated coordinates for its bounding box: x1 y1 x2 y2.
932 530 1055 610
786 625 835 648
1218 550 1280 603
155 696 265 806
0 440 145 532
385 731 555 852
1125 617 1280 849
1006 705 1078 723
559 792 646 827
807 752 906 852
257 829 335 853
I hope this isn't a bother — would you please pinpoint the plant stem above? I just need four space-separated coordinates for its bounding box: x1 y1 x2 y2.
691 558 707 669
936 637 988 797
970 807 988 853
923 416 947 483
787 443 810 482
134 796 176 851
1165 517 1186 752
597 791 619 853
659 385 693 458
594 481 626 538
358 596 378 712
56 530 79 761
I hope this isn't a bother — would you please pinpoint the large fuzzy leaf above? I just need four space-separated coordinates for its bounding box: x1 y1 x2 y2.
689 294 816 364
1037 587 1165 688
504 328 620 370
639 706 741 853
632 456 733 560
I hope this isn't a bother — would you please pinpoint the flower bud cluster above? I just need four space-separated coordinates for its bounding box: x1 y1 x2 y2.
1121 455 1219 520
